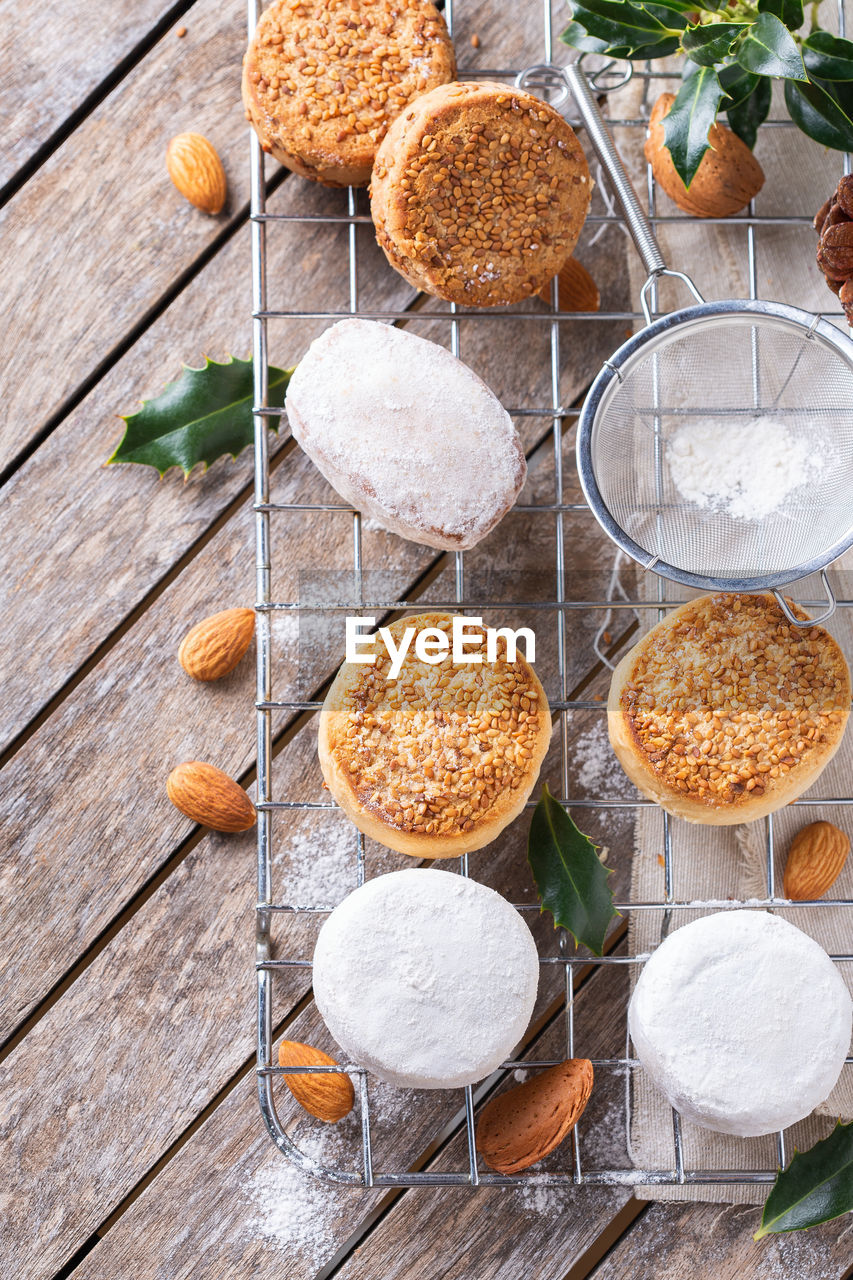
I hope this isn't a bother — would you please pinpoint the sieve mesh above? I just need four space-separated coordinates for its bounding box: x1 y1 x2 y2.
588 310 853 582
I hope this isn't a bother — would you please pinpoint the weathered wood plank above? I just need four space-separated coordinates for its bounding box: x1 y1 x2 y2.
39 945 632 1279
0 431 633 1277
0 417 627 1038
0 67 631 1036
0 0 253 472
0 0 193 189
588 1200 852 1279
0 0 627 751
325 968 634 1280
0 177 411 756
0 666 625 1276
0 0 579 473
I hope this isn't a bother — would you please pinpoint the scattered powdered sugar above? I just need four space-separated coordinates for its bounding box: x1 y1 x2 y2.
280 819 361 908
244 1079 414 1258
570 716 634 799
666 417 823 520
245 1121 359 1264
515 1182 566 1216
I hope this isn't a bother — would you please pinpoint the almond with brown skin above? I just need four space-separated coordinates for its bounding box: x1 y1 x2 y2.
476 1058 594 1175
166 761 256 831
178 607 255 681
644 93 764 218
278 1040 355 1123
783 821 850 900
537 257 600 312
166 132 227 215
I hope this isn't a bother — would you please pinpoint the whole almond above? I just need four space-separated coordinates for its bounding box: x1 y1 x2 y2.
644 93 764 218
167 761 256 832
538 257 600 312
178 607 255 681
476 1058 594 1175
166 132 227 215
278 1040 354 1123
783 821 849 900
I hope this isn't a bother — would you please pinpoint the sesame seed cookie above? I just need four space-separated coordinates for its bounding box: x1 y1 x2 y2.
370 81 592 305
242 0 456 188
319 613 552 857
608 593 851 825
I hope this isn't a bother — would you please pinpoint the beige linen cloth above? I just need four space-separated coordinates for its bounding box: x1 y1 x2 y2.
598 43 853 1203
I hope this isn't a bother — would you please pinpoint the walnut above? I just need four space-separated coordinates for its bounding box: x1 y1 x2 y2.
814 180 853 323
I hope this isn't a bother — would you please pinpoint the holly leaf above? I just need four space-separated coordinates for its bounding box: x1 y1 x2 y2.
682 22 746 67
803 30 853 80
108 356 293 477
757 0 804 34
560 19 610 51
663 65 726 187
726 75 772 147
569 0 680 51
527 784 617 956
755 1121 853 1238
785 76 853 152
718 62 761 107
735 11 807 79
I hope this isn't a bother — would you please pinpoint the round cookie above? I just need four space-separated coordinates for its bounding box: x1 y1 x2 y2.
608 593 850 825
312 868 540 1087
318 612 552 857
242 0 456 188
370 80 591 305
628 910 852 1136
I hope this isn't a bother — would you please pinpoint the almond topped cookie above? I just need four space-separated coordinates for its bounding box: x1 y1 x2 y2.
242 0 455 187
608 593 851 824
319 613 552 856
370 80 592 305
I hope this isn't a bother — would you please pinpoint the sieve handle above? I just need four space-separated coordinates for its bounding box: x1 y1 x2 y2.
773 572 837 628
564 63 666 279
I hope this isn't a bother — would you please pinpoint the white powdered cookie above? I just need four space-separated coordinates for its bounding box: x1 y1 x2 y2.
284 319 526 550
628 910 852 1136
312 868 539 1088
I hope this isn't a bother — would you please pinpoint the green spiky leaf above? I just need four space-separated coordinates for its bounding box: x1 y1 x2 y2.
682 22 745 67
735 11 807 79
755 1121 853 1238
527 784 618 956
108 356 293 477
663 65 726 187
757 0 804 34
726 75 772 147
803 30 853 81
785 75 853 152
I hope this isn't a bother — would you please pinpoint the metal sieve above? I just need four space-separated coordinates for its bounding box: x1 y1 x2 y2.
517 61 853 626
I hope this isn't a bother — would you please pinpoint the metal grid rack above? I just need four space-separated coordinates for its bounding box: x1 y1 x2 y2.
250 0 853 1188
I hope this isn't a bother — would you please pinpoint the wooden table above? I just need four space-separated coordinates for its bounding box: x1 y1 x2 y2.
2 1 852 1276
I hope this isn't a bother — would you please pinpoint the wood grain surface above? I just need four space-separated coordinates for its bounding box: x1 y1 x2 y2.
4 0 844 1275
0 0 195 189
589 1200 853 1278
0 0 249 472
54 954 632 1280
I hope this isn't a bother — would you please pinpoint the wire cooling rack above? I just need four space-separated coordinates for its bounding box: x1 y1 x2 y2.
250 0 853 1188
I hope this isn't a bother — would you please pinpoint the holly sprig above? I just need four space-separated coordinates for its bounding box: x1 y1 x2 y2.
562 0 853 187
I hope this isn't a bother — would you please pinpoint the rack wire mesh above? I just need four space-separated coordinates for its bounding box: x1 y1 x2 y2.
250 0 853 1188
